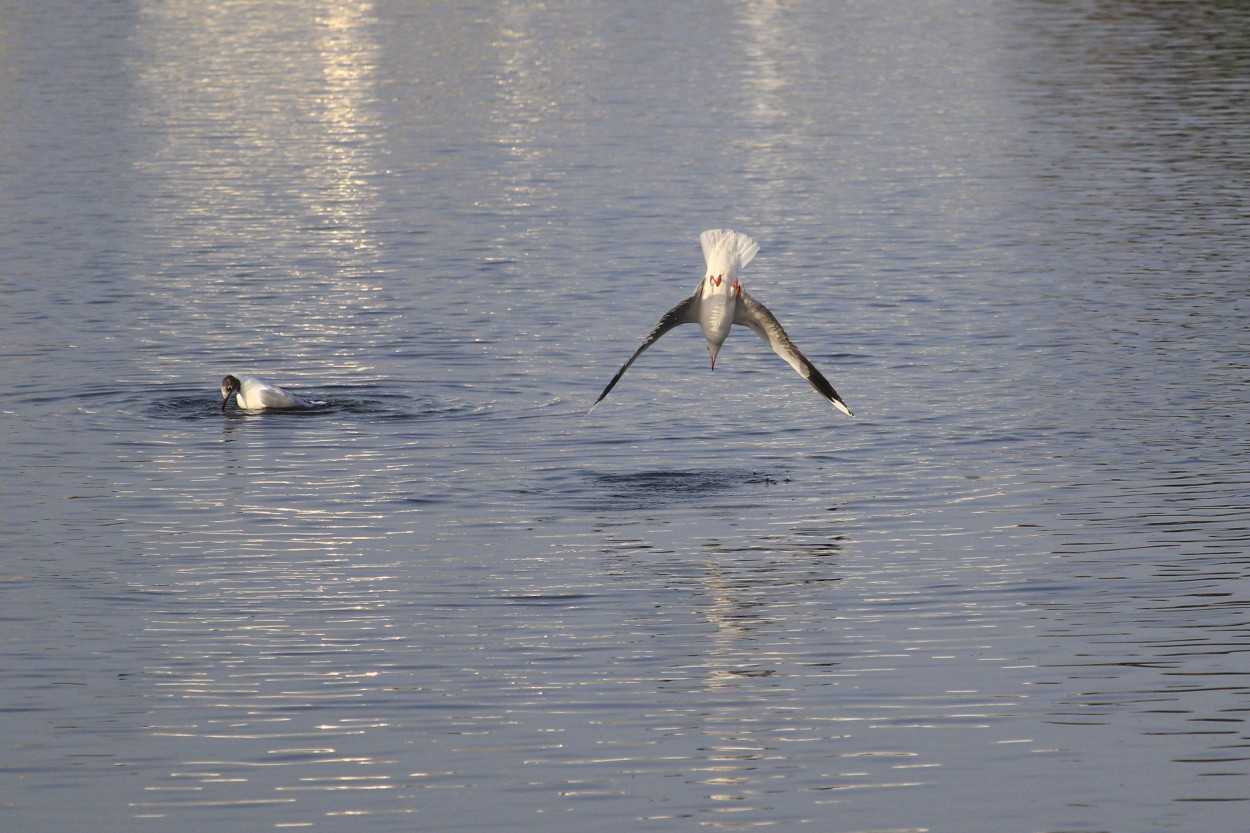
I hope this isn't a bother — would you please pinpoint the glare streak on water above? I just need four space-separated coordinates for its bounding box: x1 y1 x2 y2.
2 1 1250 832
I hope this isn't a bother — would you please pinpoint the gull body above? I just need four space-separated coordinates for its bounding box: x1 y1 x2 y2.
591 229 852 416
220 374 321 411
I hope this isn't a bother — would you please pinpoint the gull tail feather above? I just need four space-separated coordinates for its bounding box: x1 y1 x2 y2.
699 229 759 272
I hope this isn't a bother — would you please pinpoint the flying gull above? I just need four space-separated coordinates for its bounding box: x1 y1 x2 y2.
590 229 852 416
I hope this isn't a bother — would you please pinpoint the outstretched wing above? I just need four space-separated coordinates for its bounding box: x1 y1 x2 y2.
734 289 853 416
590 294 699 412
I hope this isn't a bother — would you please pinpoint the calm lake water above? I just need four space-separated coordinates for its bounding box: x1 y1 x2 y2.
3 1 1249 831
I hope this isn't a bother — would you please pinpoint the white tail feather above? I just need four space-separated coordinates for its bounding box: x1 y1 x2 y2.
699 229 759 275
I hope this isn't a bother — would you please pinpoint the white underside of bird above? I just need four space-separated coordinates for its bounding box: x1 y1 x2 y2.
590 229 852 416
221 374 322 411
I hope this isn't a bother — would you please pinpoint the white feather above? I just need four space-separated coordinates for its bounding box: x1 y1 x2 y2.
221 374 321 410
699 228 760 277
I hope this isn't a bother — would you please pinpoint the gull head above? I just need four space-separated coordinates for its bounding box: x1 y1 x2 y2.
220 374 241 410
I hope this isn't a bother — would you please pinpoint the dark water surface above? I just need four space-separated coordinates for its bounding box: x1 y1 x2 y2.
3 2 1249 831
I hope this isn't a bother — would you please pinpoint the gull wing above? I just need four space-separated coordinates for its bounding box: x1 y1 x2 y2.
242 377 321 409
590 294 700 412
734 289 853 416
262 387 321 409
255 382 300 409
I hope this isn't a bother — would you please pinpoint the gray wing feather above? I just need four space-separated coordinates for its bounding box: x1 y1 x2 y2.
258 385 319 409
590 294 699 412
734 289 853 416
